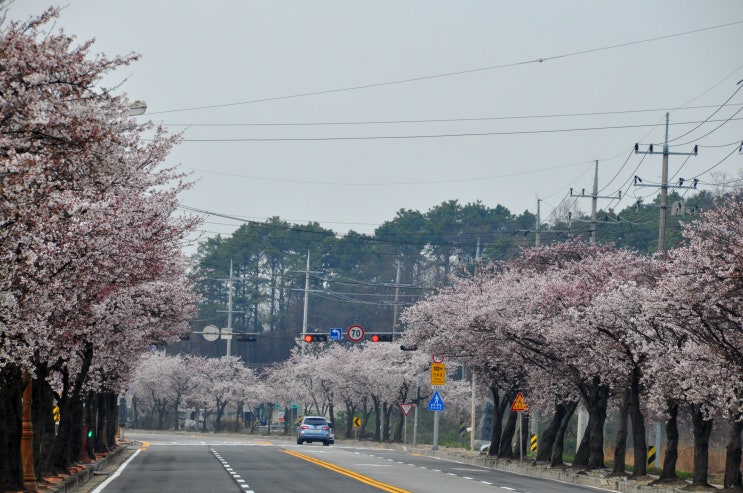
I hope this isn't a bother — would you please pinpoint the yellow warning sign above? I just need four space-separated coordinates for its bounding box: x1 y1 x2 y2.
353 416 362 428
510 392 529 411
430 363 446 387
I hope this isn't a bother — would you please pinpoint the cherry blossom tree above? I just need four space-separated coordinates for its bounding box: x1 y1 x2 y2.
0 7 199 487
652 192 743 490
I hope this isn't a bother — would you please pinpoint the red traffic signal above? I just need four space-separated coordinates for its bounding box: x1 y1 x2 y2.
304 334 328 343
370 334 393 342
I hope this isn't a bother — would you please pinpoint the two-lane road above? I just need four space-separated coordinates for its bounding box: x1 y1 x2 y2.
84 431 613 493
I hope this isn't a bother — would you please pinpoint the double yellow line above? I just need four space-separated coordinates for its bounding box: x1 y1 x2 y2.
283 450 410 493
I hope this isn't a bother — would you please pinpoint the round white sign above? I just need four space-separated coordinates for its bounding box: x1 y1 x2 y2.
203 325 219 342
432 354 445 364
347 324 365 342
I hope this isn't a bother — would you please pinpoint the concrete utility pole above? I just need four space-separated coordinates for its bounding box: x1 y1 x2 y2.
633 112 697 467
216 260 243 357
392 258 401 337
569 161 620 451
227 260 234 357
570 160 622 244
634 112 698 253
301 250 310 355
535 199 541 247
470 237 480 452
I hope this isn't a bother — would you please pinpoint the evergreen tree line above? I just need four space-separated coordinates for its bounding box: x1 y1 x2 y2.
184 191 713 365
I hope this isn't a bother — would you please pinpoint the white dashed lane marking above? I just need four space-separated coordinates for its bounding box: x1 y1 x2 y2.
211 448 254 493
352 448 537 492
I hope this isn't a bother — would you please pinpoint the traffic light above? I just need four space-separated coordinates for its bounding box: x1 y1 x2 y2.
236 334 257 342
303 334 328 343
87 427 95 439
178 332 190 341
370 334 393 342
400 345 418 351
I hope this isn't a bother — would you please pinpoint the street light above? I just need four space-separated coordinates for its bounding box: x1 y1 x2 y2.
127 100 147 116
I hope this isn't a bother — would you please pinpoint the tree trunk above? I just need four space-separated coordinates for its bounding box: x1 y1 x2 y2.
551 400 578 467
628 367 647 477
106 392 118 447
344 401 355 439
499 411 517 458
512 413 529 459
54 343 94 471
0 365 24 492
382 403 393 442
393 408 404 443
371 397 381 442
723 409 742 491
690 403 712 487
537 401 565 462
574 378 609 470
96 392 108 453
657 399 680 482
32 368 57 478
488 385 502 457
611 385 630 476
574 423 591 468
587 384 609 470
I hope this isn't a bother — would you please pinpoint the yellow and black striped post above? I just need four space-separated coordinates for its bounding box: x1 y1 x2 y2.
530 434 537 452
459 422 467 435
647 445 656 466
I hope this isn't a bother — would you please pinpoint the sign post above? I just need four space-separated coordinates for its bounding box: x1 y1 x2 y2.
428 390 445 450
510 392 529 461
400 403 414 444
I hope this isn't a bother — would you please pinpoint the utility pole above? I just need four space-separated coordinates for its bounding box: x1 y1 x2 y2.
470 237 480 452
301 250 310 355
535 199 541 247
634 112 698 253
216 260 243 357
570 160 622 244
226 260 234 357
392 258 401 337
569 162 619 452
633 112 697 468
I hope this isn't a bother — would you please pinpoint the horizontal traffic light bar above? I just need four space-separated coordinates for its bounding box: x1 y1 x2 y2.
301 332 400 343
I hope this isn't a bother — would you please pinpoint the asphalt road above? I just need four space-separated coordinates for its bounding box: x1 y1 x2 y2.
79 431 615 493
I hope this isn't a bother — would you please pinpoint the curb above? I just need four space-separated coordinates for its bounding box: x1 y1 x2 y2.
45 444 131 493
410 446 687 493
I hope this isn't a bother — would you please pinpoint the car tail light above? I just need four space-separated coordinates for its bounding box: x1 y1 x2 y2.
322 426 329 430
300 425 310 429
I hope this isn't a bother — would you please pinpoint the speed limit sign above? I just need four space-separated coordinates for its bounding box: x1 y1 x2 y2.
347 324 365 342
432 354 445 364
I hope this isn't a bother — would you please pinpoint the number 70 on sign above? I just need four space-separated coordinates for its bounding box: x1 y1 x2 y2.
347 324 365 342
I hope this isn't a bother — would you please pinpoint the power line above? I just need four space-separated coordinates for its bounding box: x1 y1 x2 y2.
180 159 595 186
163 103 743 128
177 117 743 142
150 19 743 116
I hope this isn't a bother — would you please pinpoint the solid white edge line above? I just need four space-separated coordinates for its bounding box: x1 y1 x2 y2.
91 448 142 493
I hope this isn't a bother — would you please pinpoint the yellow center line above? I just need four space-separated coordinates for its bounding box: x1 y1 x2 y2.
283 450 411 493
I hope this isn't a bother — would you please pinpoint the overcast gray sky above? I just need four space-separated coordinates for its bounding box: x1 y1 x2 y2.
7 1 743 252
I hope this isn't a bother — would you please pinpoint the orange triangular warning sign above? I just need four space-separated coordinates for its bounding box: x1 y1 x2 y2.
511 392 529 411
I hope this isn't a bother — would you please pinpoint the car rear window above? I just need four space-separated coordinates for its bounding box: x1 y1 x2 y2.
304 418 327 426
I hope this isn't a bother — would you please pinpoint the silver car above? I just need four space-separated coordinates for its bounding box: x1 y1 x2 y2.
296 416 331 446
